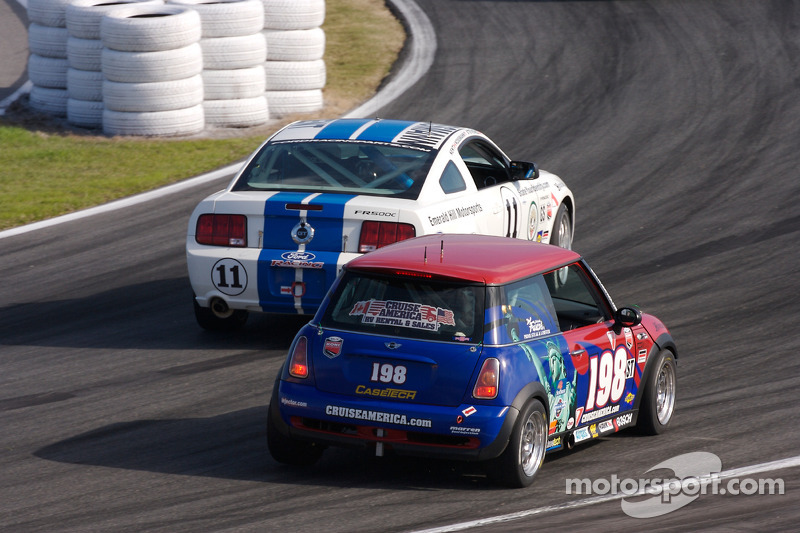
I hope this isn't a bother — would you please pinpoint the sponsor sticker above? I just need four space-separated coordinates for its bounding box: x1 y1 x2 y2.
325 405 432 428
323 336 343 358
350 299 455 331
598 420 614 433
581 404 620 424
614 412 634 430
462 406 477 417
450 426 481 435
355 385 417 400
574 427 591 443
625 392 635 405
524 317 551 339
280 397 308 408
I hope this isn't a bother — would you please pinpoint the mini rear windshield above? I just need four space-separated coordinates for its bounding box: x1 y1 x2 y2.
232 140 436 199
321 270 485 343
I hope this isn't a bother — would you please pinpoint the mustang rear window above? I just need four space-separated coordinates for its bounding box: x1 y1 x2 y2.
321 271 484 343
232 140 436 199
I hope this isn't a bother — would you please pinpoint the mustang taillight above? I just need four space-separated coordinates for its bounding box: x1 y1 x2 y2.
196 214 247 247
358 221 416 252
288 336 309 378
473 358 499 399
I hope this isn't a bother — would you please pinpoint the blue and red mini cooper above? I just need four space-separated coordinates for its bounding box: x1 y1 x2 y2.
268 234 678 487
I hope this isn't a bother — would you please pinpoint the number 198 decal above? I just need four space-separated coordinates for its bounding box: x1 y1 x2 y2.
370 363 407 385
585 346 631 410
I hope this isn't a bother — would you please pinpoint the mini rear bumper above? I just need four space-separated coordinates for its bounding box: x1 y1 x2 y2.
271 380 518 461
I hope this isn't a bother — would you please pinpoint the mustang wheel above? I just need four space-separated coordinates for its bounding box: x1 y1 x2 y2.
637 350 677 434
490 399 547 487
550 203 572 250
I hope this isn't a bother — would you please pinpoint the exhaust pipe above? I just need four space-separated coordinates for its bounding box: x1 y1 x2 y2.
209 297 234 319
566 433 576 451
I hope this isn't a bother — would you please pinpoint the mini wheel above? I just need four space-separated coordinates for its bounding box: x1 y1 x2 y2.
637 350 677 435
489 398 547 487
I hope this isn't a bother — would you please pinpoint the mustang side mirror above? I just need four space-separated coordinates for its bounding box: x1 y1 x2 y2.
510 160 539 180
613 306 642 334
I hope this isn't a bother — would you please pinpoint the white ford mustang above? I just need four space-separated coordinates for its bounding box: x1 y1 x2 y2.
186 118 575 330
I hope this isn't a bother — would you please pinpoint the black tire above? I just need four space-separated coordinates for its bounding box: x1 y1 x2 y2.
193 296 248 331
549 203 572 250
637 350 677 435
267 403 325 466
489 399 547 488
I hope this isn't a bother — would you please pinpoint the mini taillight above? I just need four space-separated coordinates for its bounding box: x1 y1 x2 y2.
358 221 415 252
196 214 247 247
288 336 309 378
473 358 499 399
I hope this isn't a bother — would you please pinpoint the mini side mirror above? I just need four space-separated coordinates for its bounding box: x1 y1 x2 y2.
613 306 642 333
510 160 539 180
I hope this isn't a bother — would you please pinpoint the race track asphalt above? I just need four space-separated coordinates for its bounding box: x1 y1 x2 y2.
1 1 799 531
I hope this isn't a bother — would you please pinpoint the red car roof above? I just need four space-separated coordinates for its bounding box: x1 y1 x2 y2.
345 234 581 285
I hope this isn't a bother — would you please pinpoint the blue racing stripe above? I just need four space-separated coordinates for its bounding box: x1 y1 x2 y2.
257 192 311 307
257 192 357 313
315 118 373 140
357 119 417 143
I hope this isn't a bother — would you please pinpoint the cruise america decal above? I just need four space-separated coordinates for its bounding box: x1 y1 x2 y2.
349 299 456 331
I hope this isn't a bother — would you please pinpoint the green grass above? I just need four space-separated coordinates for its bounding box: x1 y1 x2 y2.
0 0 404 230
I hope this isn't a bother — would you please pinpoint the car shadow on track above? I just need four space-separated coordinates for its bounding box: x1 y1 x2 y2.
0 276 310 351
33 404 580 491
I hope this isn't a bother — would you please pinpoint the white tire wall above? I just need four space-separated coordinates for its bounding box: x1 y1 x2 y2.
167 0 264 38
103 76 204 112
263 28 324 61
67 98 105 127
27 0 72 28
262 0 325 30
67 36 104 71
174 0 272 128
28 55 69 89
202 66 265 99
100 5 205 136
29 86 68 116
101 44 204 83
103 105 205 136
65 0 165 127
203 96 269 127
199 33 267 69
261 1 325 115
28 23 68 58
100 5 202 52
27 0 70 119
266 89 322 117
66 0 165 40
264 59 325 91
67 68 104 101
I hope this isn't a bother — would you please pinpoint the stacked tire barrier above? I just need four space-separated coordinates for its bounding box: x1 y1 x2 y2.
168 0 269 128
65 0 163 128
24 0 326 135
100 5 205 136
26 0 72 116
262 0 325 117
